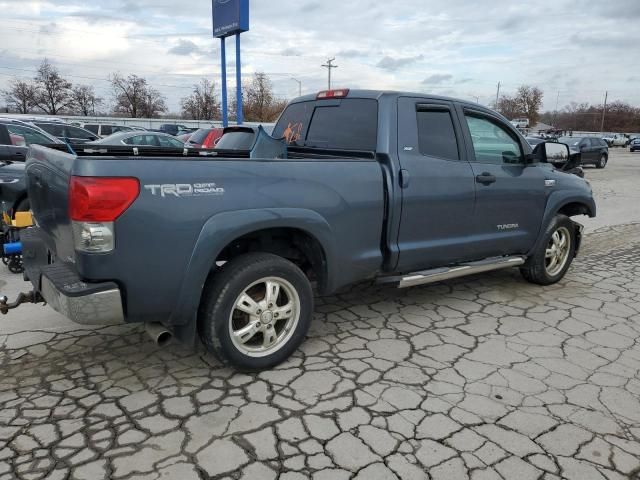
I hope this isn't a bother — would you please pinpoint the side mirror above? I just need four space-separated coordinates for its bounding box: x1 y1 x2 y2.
533 142 570 164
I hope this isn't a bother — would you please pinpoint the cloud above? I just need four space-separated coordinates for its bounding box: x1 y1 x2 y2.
168 39 202 56
280 47 302 57
422 74 453 85
376 55 423 71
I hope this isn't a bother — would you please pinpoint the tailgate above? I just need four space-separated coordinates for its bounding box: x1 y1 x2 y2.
25 145 76 264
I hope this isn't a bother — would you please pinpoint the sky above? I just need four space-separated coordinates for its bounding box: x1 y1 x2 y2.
0 0 639 114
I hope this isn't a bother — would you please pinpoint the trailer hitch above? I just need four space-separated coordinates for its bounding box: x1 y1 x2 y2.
0 291 45 314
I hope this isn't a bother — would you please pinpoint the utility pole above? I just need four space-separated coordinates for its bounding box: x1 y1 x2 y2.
291 77 302 97
600 90 608 133
495 81 501 109
321 58 338 90
554 91 560 126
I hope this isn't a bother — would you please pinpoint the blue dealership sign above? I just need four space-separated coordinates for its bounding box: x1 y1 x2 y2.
212 0 249 38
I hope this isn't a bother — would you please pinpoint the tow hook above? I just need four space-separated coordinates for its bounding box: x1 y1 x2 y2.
0 291 45 314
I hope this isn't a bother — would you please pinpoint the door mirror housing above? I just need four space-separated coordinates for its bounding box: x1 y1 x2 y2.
532 141 570 165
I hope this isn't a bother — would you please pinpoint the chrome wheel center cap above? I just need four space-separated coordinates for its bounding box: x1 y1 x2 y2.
260 310 274 324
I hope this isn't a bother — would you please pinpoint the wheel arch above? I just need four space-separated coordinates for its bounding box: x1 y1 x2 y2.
168 208 335 341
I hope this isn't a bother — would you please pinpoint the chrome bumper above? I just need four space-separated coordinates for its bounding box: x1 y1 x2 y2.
40 275 125 325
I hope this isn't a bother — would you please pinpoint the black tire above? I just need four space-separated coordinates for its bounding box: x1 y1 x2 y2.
198 252 313 371
520 215 576 286
596 154 607 169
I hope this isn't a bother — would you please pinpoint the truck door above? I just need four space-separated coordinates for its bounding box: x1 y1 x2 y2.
458 107 547 257
395 97 476 272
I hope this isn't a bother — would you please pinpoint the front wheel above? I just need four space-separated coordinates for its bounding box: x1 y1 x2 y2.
521 215 576 285
596 154 607 169
198 253 313 370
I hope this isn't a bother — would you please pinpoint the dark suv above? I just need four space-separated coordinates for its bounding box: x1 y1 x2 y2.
558 136 609 169
34 122 99 144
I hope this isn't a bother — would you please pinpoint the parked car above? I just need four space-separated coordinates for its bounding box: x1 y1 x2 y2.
33 122 99 144
86 131 185 147
558 136 609 168
0 119 62 149
602 133 628 147
630 138 640 152
81 123 136 138
510 117 529 128
10 89 597 371
176 132 193 143
185 128 224 149
0 120 62 214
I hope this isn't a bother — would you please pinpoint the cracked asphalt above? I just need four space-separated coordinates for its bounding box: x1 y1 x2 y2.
1 149 640 480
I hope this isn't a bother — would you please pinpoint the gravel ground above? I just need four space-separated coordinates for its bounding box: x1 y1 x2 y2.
0 149 639 480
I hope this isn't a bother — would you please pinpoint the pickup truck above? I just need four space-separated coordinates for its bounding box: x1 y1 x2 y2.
6 89 596 370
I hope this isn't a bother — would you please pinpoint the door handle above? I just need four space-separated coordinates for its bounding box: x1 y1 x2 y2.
476 172 496 185
399 169 410 188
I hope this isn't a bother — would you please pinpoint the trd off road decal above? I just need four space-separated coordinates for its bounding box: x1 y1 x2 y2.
144 183 225 198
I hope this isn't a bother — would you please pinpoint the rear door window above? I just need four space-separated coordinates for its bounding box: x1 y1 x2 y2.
416 108 459 160
273 98 378 151
100 125 113 136
84 124 99 134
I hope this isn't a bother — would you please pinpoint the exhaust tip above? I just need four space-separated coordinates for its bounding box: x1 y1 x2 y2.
156 330 172 347
145 322 173 347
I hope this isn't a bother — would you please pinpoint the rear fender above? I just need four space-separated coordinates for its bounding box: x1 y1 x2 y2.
168 208 335 328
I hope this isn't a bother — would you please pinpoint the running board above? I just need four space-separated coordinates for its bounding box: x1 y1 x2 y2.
379 256 526 289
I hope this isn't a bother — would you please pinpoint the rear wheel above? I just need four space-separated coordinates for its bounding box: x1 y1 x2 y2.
596 154 607 169
521 215 576 285
198 253 313 370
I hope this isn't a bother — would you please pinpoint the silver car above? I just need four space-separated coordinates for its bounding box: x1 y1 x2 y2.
85 131 185 148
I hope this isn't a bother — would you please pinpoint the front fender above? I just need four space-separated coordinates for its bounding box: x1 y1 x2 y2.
527 190 595 257
168 208 335 327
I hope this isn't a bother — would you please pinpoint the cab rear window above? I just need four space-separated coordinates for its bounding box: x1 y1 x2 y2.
273 99 378 152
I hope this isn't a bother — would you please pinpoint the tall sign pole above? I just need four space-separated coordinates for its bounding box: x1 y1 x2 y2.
221 38 228 127
212 0 249 127
236 33 243 124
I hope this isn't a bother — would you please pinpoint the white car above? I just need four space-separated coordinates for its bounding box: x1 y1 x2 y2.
602 133 628 147
510 118 529 129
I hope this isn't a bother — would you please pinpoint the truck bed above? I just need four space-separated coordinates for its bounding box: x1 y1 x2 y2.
24 145 386 325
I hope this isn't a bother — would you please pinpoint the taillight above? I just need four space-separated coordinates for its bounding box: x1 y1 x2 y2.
69 176 139 222
317 89 349 99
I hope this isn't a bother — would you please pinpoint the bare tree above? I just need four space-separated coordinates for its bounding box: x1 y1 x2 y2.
514 85 544 125
110 73 167 118
140 88 167 118
2 79 36 113
32 59 73 115
496 96 522 121
180 79 220 120
71 85 102 116
236 72 287 122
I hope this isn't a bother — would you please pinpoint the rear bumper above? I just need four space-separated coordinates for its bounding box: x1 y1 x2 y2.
21 228 125 325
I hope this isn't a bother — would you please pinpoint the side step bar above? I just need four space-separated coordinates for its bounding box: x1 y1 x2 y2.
379 256 526 289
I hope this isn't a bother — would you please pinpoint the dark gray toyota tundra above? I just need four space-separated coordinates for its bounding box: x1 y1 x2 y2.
8 89 595 370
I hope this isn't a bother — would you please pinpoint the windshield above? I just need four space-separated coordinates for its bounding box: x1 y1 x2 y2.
558 137 582 146
273 98 378 151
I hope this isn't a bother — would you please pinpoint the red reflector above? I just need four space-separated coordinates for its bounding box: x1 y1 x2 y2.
317 89 350 99
69 176 140 222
